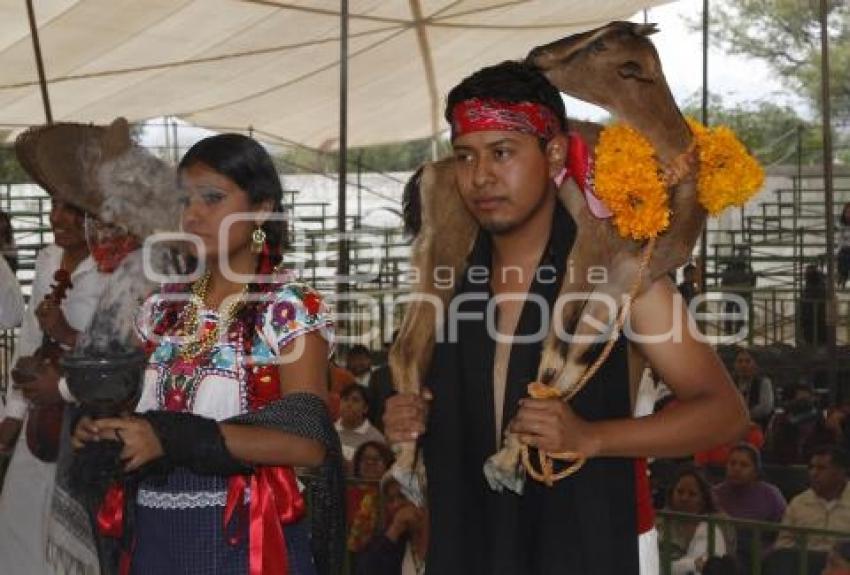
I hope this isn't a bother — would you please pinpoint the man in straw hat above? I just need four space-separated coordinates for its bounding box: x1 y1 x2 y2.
0 118 129 575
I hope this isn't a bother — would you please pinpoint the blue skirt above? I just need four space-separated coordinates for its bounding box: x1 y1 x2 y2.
131 469 316 575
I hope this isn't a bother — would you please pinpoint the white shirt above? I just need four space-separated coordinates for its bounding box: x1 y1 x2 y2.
671 522 727 575
0 257 23 330
3 245 107 420
776 484 850 552
334 418 386 460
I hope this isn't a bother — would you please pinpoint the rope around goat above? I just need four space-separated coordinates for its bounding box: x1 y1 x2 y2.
521 236 656 486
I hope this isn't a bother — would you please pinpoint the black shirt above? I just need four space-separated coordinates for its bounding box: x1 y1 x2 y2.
422 202 638 575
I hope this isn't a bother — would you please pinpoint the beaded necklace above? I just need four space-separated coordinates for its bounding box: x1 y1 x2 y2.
161 271 249 411
178 270 248 360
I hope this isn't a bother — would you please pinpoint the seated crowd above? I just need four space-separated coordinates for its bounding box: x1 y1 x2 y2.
330 343 850 575
651 346 850 575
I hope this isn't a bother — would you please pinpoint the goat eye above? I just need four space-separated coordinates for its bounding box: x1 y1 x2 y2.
590 39 607 53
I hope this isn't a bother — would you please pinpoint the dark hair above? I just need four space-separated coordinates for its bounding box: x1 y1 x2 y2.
348 344 371 359
668 466 717 514
340 382 369 404
445 60 567 137
729 442 762 474
702 556 739 575
841 202 850 226
352 440 394 479
0 210 17 272
402 166 424 237
732 345 751 358
179 133 288 257
683 263 697 274
811 445 850 472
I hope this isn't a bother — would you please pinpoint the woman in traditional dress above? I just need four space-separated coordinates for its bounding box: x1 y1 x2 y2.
73 134 344 575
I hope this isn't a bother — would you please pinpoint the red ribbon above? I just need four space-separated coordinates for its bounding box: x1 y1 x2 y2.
96 484 134 575
555 132 613 220
97 483 126 538
225 467 306 575
634 458 656 534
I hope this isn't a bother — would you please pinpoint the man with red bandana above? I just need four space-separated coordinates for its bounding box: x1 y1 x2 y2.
384 61 747 574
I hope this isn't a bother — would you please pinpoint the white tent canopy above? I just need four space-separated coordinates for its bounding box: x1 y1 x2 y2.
0 0 674 148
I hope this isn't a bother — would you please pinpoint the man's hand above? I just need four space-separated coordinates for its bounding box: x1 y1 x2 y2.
383 389 432 444
386 503 425 542
13 359 62 405
510 397 601 457
0 417 22 453
35 298 76 347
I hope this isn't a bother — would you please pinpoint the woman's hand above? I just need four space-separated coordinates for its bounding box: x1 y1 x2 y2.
71 416 102 449
509 397 601 457
383 389 432 444
79 416 165 472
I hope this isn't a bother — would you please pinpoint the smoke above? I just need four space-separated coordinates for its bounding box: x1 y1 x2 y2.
74 147 185 357
96 147 181 238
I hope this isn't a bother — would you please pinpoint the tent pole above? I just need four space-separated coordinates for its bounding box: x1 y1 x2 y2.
819 0 838 401
337 0 350 327
698 0 709 293
25 0 53 124
409 0 440 161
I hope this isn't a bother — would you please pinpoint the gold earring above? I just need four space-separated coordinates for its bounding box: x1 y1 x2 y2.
251 226 266 254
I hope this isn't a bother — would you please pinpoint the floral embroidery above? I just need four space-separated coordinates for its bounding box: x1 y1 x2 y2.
152 342 175 363
211 346 236 370
270 300 297 328
142 278 333 415
303 291 322 316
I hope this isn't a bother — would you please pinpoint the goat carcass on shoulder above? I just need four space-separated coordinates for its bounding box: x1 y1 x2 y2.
389 21 705 496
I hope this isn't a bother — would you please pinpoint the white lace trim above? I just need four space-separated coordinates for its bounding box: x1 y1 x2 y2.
137 489 228 509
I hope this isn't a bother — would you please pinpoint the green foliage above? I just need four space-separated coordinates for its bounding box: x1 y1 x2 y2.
702 0 850 120
274 137 451 174
681 93 825 165
0 146 27 183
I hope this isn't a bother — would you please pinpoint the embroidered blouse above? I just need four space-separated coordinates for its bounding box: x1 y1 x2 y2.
134 277 333 420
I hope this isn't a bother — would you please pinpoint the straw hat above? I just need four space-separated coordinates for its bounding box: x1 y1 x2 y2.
14 118 132 215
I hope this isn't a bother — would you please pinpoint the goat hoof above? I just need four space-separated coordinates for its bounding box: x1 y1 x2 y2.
483 447 526 494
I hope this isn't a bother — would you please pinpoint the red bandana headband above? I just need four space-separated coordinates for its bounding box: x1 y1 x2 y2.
450 98 561 141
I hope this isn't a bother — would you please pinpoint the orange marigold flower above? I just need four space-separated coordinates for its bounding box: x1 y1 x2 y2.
686 118 764 215
594 124 670 240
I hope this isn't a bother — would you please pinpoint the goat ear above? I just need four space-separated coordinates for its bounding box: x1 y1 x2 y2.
633 23 659 37
617 60 652 82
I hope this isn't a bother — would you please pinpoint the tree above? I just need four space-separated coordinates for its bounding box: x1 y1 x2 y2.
0 146 28 183
681 93 826 166
700 1 850 121
274 136 451 175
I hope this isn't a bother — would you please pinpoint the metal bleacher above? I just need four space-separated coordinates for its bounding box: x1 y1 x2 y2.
0 179 413 396
3 166 850 392
703 168 850 394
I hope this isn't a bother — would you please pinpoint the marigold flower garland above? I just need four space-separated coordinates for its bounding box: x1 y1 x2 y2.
686 118 765 215
592 119 764 240
594 124 670 241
